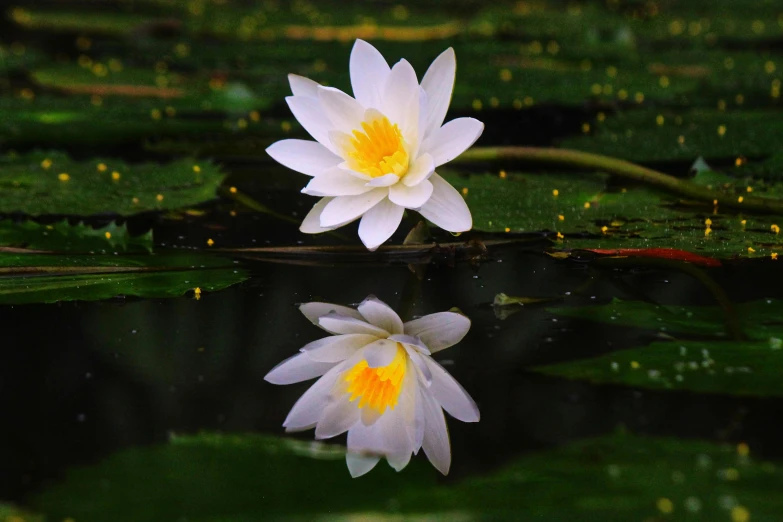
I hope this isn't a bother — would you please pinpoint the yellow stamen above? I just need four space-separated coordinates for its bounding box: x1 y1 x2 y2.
346 116 409 178
344 344 407 414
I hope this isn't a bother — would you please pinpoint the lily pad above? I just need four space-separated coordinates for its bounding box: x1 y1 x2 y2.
0 219 152 252
0 152 225 216
562 109 783 163
31 431 783 521
0 252 247 304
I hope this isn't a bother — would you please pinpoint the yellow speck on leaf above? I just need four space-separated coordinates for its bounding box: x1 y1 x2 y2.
229 186 238 194
601 226 608 234
156 194 164 202
630 361 640 369
194 287 202 300
58 173 70 182
772 224 780 234
111 171 121 181
705 227 712 237
657 497 674 514
748 247 756 253
461 187 468 196
132 197 139 204
558 214 565 221
583 202 591 209
97 163 107 172
41 158 52 169
104 231 111 239
552 189 559 197
731 505 750 522
193 165 201 173
207 238 214 247
738 196 744 203
705 218 713 226
737 442 750 457
747 186 753 193
556 232 564 239
772 253 778 260
151 108 162 120
499 170 507 179
504 227 511 233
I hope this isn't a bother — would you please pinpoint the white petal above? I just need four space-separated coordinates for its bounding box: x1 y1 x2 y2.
300 302 364 325
264 352 336 385
365 174 399 187
301 334 378 363
383 59 420 147
300 197 338 234
358 295 403 334
403 345 433 386
315 397 360 439
303 167 374 197
318 86 365 135
348 419 385 454
421 117 484 167
320 189 387 228
378 399 415 456
389 179 433 209
319 313 390 337
421 389 451 475
402 153 435 187
266 139 341 177
282 363 343 431
350 39 391 109
390 334 431 355
387 452 412 472
403 311 471 353
362 339 399 368
358 197 404 251
285 96 335 153
420 48 456 140
423 356 479 423
346 453 381 478
288 74 320 98
418 174 472 233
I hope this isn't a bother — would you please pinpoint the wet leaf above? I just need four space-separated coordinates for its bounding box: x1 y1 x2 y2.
31 431 783 521
0 220 152 252
0 151 225 216
0 252 247 304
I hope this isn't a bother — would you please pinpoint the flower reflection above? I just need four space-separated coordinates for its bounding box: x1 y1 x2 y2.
266 39 484 250
265 295 479 477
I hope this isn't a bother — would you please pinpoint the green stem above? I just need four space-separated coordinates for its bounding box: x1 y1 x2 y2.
456 147 783 214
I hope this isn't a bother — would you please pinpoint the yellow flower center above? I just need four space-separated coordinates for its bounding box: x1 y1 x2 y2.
347 116 409 178
344 343 407 413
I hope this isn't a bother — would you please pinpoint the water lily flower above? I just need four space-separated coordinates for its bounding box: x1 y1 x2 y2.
266 40 484 250
264 296 479 477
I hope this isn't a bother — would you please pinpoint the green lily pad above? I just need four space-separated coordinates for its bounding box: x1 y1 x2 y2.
537 298 783 396
547 298 783 341
31 431 783 521
0 252 247 304
0 220 152 252
0 152 225 216
535 339 783 397
562 109 783 163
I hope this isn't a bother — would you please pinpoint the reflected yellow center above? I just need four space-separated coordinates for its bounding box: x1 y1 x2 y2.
344 344 407 413
347 116 409 178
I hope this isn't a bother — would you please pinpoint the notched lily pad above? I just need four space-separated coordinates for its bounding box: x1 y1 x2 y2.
0 219 152 252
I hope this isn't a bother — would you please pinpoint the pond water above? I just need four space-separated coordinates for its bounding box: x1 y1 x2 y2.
2 0 783 520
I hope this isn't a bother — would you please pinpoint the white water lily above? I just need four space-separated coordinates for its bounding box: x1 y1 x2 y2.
266 39 484 250
264 296 479 477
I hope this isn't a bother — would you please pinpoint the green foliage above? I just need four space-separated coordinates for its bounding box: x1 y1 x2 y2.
0 252 247 304
31 431 783 521
0 152 225 216
0 220 152 252
537 298 783 395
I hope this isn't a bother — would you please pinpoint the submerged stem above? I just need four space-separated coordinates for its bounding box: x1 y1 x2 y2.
456 147 783 214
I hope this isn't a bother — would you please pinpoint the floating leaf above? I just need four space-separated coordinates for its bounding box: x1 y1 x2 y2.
30 431 783 520
0 220 152 252
0 152 225 216
562 109 783 163
0 252 247 304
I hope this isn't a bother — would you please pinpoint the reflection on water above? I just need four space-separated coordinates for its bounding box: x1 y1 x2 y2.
2 243 783 517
